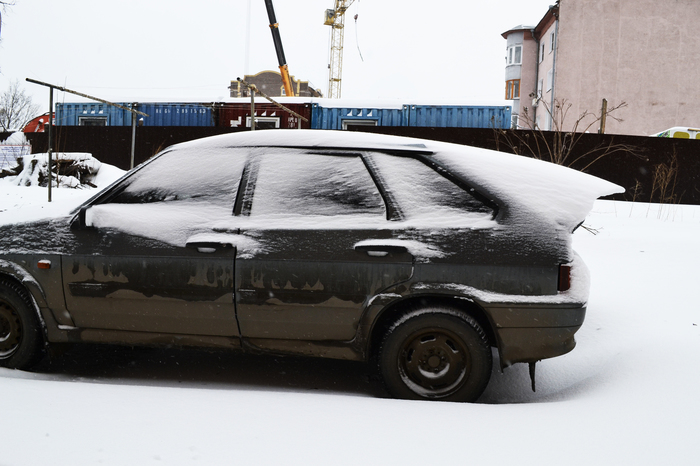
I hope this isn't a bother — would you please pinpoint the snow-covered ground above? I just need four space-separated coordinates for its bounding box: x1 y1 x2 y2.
1 176 698 465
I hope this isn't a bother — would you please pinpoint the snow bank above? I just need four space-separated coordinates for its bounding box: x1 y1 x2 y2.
7 152 101 188
0 158 125 226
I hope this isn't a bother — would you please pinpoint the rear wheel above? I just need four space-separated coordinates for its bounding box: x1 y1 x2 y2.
0 280 44 369
378 308 492 402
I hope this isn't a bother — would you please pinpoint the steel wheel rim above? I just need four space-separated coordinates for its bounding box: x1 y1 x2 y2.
398 327 471 398
0 301 21 358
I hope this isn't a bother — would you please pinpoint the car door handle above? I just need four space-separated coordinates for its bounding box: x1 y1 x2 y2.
186 241 234 253
354 244 408 256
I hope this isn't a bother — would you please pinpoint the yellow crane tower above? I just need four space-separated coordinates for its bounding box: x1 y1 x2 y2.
324 0 355 98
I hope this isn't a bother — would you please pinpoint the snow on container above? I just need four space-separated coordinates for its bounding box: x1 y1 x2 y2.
311 103 404 130
216 102 312 129
404 105 512 129
55 102 214 127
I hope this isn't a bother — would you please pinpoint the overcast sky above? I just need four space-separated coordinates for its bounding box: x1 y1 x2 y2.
1 0 555 113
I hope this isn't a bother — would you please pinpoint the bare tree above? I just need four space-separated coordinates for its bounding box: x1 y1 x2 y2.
0 80 40 131
494 97 640 171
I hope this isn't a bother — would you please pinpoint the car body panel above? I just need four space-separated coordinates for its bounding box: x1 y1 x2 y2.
236 229 413 341
0 130 624 372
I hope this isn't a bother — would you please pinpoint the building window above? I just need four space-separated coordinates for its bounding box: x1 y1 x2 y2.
511 114 519 129
505 79 520 100
550 31 555 52
79 116 107 126
546 69 553 92
539 43 545 62
342 119 378 130
537 79 543 99
507 45 522 65
246 116 281 129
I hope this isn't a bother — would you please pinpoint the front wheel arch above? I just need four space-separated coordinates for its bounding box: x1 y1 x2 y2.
0 278 46 369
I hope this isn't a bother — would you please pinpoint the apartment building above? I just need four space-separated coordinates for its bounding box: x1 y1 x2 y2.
502 0 700 135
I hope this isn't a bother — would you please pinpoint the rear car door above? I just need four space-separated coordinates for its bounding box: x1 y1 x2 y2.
364 151 557 295
234 149 414 342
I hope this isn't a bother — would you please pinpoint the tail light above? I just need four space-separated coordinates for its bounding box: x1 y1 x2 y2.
558 264 572 291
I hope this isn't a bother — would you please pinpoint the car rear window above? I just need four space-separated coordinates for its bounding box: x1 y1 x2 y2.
367 152 494 219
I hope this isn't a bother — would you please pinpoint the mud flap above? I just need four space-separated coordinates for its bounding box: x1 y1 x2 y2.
529 361 537 392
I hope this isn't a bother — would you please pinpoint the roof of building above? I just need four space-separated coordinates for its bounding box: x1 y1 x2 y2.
501 25 536 39
534 3 559 37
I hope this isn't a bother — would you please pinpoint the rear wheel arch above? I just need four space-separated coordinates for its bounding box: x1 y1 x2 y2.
374 303 493 401
367 294 497 361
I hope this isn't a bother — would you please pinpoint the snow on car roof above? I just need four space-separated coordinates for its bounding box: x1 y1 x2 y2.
172 130 624 231
171 129 432 152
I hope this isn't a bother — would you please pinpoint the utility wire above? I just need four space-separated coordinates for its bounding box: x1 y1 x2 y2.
354 2 364 62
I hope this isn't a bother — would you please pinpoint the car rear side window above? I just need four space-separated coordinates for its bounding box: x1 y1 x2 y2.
368 152 494 219
109 147 247 207
248 151 385 217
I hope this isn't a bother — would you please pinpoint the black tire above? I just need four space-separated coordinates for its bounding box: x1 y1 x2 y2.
377 308 492 402
0 280 45 369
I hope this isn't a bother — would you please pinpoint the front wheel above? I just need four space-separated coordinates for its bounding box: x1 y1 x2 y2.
0 280 45 369
377 308 492 402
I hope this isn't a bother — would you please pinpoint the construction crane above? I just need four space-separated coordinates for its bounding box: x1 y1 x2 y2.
264 0 294 97
324 0 355 98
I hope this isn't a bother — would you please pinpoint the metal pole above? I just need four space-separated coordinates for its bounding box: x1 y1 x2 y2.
250 90 256 131
25 78 148 117
130 103 137 169
47 87 53 202
236 78 309 124
599 98 608 134
26 78 150 171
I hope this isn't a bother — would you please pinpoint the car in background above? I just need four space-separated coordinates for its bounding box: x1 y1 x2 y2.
651 127 700 139
0 130 622 402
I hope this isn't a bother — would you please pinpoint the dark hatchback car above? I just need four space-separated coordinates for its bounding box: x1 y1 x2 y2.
0 131 621 401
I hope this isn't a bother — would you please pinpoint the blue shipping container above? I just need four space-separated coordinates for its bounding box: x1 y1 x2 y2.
311 104 404 130
55 102 214 127
404 105 511 129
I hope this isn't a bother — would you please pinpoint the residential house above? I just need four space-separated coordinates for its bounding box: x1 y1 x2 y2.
503 0 700 135
231 71 322 98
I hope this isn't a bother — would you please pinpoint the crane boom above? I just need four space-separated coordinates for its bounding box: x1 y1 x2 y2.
264 0 294 97
324 0 355 98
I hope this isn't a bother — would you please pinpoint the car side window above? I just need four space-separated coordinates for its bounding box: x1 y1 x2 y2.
247 151 386 218
367 152 494 219
109 147 247 207
85 147 248 247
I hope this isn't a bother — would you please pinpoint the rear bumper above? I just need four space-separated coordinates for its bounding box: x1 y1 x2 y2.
487 303 587 367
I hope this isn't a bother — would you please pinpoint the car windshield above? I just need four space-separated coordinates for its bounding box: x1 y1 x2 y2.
110 147 247 206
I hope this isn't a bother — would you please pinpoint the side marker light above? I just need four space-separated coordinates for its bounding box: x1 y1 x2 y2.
38 260 52 270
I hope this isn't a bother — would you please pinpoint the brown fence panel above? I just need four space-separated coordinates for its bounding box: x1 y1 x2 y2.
24 127 243 170
16 126 700 205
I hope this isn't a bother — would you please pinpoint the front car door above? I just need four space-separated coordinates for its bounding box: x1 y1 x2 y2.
62 145 249 337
